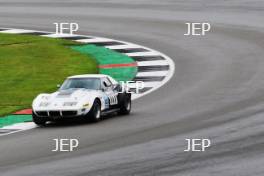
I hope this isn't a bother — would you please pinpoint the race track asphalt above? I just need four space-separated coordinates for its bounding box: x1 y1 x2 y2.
1 0 264 175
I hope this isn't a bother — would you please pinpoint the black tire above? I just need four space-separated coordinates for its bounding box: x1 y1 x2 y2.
88 99 101 122
32 112 47 126
118 95 131 115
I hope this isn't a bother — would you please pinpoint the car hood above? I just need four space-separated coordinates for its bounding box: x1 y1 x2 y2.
33 88 100 110
55 88 87 99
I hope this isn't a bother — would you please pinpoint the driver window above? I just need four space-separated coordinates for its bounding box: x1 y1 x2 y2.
102 78 112 90
104 78 112 87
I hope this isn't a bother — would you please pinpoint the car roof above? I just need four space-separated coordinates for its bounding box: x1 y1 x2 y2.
68 74 109 79
67 74 118 84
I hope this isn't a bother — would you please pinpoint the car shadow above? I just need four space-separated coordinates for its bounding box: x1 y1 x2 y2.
40 112 130 128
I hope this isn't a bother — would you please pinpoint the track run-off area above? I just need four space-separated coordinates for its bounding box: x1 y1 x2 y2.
1 0 264 176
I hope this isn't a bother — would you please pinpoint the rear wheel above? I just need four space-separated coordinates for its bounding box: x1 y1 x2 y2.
88 100 101 122
118 95 131 115
32 112 47 126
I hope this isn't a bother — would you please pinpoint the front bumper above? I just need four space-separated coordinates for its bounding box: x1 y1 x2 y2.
33 108 89 119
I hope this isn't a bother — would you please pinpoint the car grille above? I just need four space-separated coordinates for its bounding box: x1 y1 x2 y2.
36 111 48 117
35 110 78 117
61 111 78 116
49 111 61 117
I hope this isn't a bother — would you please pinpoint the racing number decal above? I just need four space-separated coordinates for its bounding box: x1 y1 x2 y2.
102 78 118 106
109 94 118 105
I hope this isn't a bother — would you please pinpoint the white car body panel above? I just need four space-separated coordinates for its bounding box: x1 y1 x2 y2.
32 74 120 118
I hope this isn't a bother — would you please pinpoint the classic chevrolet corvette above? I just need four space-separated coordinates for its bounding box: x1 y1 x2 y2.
32 74 131 125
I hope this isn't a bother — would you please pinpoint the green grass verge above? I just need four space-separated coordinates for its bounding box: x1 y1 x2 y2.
71 45 137 81
0 33 98 117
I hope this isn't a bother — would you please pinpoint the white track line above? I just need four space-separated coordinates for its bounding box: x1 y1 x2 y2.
136 71 168 77
42 33 80 38
137 60 169 66
0 29 34 34
0 122 36 136
106 44 139 50
76 37 114 43
126 51 159 57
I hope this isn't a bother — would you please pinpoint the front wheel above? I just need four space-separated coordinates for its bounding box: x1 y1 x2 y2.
32 112 47 126
88 100 101 122
118 96 131 115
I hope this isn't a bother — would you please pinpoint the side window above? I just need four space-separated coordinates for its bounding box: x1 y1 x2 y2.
101 78 112 90
103 78 112 87
105 77 113 86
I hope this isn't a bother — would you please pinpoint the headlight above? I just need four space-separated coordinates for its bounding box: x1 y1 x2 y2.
39 102 50 107
83 103 89 108
63 102 78 106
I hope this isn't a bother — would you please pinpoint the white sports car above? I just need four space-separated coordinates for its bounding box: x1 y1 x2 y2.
32 74 131 125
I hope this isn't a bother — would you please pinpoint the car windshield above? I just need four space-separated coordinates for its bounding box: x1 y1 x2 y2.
60 78 101 90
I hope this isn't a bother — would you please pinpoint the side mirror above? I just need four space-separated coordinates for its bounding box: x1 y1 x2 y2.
57 84 61 88
113 84 121 92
